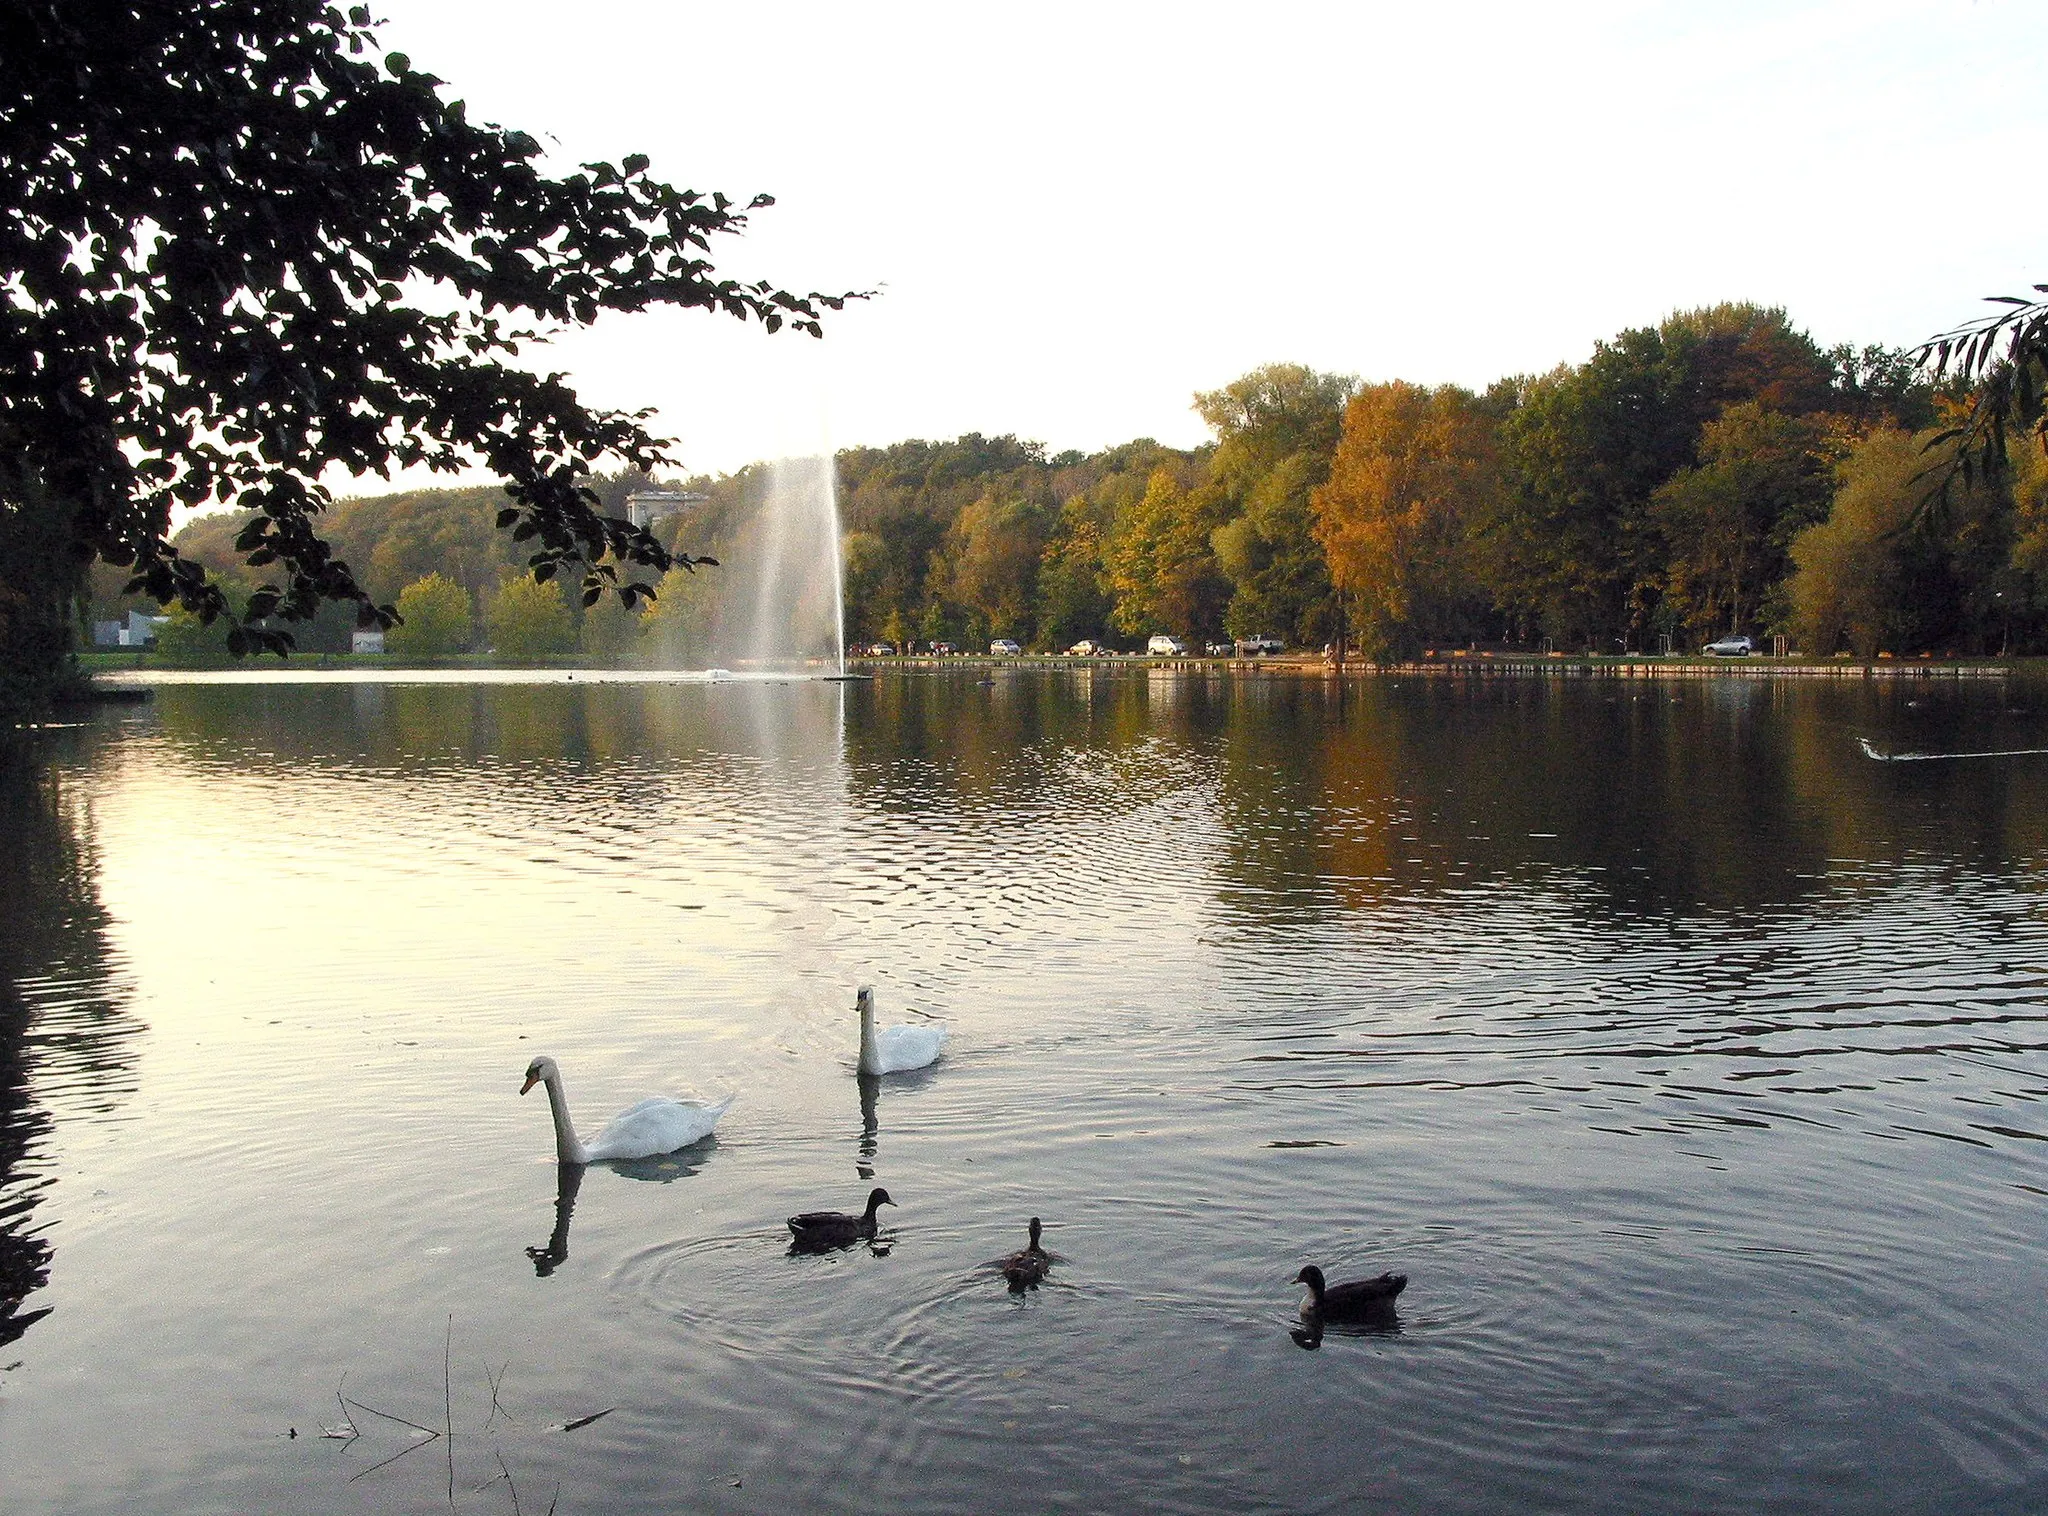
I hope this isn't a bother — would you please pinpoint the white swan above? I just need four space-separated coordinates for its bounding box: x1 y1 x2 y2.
520 1055 732 1164
856 986 947 1074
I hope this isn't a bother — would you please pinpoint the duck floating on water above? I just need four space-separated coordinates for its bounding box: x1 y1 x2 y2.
520 1055 732 1164
788 1186 895 1250
857 986 947 1075
1294 1264 1406 1322
997 1217 1050 1289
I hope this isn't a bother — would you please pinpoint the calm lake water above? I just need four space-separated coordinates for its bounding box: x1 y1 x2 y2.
3 668 2046 1514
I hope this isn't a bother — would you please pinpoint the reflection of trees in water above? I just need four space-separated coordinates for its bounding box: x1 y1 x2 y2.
145 674 2048 929
843 671 2048 920
0 745 141 1348
1217 676 2048 917
1212 678 1839 917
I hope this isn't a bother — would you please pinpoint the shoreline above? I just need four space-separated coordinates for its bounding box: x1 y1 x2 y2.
79 650 2022 683
863 653 2017 681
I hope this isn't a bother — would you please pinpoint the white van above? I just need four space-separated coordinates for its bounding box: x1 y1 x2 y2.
1146 635 1189 657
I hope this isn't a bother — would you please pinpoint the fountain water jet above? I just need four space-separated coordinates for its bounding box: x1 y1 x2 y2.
704 455 856 676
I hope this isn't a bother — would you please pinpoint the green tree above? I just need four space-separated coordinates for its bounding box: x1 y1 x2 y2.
1 0 847 723
839 530 891 647
486 576 574 660
1103 467 1231 641
1651 403 1836 641
385 573 472 656
1484 305 1838 651
639 565 711 665
1194 364 1353 643
1785 428 2005 657
577 592 640 662
941 493 1054 647
1036 501 1113 649
2005 444 2048 649
150 603 232 662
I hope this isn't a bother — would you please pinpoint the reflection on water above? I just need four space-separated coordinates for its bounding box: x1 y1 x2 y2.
2 671 2047 1513
856 1071 880 1176
1290 1314 1402 1352
525 1161 583 1277
0 746 141 1350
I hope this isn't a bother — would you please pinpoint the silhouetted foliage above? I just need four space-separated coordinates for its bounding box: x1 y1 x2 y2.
1915 285 2048 506
1 0 850 717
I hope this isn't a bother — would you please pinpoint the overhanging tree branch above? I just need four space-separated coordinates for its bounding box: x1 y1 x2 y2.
1912 284 2048 515
0 0 861 658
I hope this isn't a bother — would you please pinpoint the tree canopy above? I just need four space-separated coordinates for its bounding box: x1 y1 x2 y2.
1 0 848 717
99 291 2048 668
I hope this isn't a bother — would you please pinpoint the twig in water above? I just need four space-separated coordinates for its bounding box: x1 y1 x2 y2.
342 1396 442 1439
323 1372 359 1444
483 1360 514 1432
545 1481 560 1516
348 1434 440 1483
499 1449 524 1516
444 1314 455 1510
543 1407 615 1433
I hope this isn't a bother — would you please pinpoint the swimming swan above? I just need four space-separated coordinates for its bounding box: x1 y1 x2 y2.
519 1055 732 1164
856 986 947 1075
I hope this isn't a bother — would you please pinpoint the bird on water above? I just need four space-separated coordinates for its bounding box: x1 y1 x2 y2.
997 1217 1050 1289
788 1186 896 1250
1294 1264 1406 1322
519 1055 731 1164
856 985 948 1075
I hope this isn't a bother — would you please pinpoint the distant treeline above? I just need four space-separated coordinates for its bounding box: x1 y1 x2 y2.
116 301 2048 660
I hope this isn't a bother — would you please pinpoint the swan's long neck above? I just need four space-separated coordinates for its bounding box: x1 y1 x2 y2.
541 1070 590 1164
857 994 880 1074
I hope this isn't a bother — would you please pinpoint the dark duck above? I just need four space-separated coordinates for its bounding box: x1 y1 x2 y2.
1294 1264 1406 1322
788 1186 894 1250
998 1217 1050 1289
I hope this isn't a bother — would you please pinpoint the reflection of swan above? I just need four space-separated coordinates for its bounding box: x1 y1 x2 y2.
997 1217 1050 1289
856 1071 880 1175
856 986 947 1074
788 1186 894 1250
525 1162 585 1277
1295 1264 1405 1322
520 1055 732 1163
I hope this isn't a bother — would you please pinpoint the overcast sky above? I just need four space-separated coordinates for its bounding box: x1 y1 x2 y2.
370 0 2045 479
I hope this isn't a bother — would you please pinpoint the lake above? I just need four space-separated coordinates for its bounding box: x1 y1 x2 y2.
3 667 2046 1514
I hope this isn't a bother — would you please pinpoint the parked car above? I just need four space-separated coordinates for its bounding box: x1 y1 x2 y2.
932 641 956 655
1236 634 1284 656
1067 639 1109 656
1146 634 1189 657
1702 635 1754 657
866 642 896 656
989 638 1022 656
1206 641 1234 656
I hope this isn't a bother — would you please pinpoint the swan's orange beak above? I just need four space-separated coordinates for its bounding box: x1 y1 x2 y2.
520 1075 539 1094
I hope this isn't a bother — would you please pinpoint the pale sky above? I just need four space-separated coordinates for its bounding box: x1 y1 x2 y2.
368 0 2046 480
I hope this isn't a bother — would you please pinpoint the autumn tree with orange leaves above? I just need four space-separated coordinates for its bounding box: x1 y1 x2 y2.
1312 383 1499 660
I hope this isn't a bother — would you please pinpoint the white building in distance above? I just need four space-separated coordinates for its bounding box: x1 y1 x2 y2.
625 490 709 531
